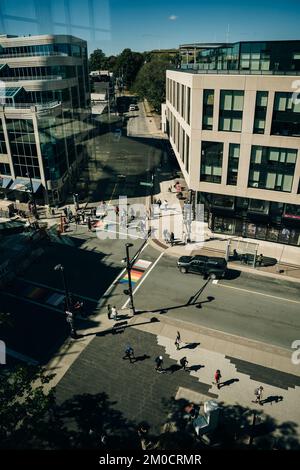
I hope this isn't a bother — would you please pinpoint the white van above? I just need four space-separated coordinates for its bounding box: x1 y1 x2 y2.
129 104 137 111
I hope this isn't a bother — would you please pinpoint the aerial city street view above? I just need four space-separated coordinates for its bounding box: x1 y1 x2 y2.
0 0 300 462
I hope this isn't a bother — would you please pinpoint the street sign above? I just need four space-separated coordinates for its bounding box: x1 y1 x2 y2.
140 182 153 187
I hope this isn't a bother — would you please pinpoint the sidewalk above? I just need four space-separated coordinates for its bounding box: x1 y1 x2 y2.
129 313 300 437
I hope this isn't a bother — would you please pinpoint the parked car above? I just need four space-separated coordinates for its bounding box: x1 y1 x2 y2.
129 104 138 111
177 255 227 279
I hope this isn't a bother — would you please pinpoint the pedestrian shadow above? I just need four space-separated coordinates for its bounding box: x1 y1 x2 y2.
180 342 200 350
261 395 284 405
219 378 239 388
188 364 205 372
134 354 151 363
164 364 182 374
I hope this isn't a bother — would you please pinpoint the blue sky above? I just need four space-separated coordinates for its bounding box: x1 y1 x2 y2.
0 0 300 55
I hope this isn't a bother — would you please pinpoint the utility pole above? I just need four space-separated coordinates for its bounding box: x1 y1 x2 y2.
26 171 37 218
125 243 135 315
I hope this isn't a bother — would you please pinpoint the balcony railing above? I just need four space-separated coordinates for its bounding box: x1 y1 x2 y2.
0 51 68 58
0 75 63 81
0 100 60 110
171 65 300 76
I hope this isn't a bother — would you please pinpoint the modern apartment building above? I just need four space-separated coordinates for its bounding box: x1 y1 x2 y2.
165 40 300 246
0 34 90 206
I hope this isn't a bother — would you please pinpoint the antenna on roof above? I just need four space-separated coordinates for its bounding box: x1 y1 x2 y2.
226 24 230 44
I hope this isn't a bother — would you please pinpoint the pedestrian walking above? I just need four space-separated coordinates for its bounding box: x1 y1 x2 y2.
155 355 164 373
81 211 85 223
163 199 168 211
253 386 264 405
257 253 264 266
157 198 162 209
170 231 175 246
63 207 68 217
180 356 189 371
87 217 92 231
75 213 80 225
163 228 170 244
92 207 97 218
111 306 118 320
213 369 222 389
124 345 135 363
107 304 112 320
175 331 181 350
115 205 119 216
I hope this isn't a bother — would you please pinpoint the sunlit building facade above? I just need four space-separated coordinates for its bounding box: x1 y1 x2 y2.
166 41 300 246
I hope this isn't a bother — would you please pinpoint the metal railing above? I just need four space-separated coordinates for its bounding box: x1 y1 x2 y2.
0 75 63 81
0 100 60 109
0 51 68 58
171 65 300 76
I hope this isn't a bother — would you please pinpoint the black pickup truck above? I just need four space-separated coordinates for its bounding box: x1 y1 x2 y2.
177 255 227 279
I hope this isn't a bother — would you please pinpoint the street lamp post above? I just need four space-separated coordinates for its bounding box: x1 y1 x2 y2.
54 264 77 338
26 171 37 218
125 243 135 315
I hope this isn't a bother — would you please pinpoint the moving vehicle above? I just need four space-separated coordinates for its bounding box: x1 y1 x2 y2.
177 255 227 279
129 104 138 111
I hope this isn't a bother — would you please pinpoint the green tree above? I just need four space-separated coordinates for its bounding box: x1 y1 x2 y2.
113 48 144 88
89 48 107 72
133 59 169 111
0 365 62 448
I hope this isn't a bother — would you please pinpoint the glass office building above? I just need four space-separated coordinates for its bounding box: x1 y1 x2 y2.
0 34 90 205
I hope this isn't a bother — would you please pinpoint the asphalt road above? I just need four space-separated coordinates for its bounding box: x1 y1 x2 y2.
130 252 300 350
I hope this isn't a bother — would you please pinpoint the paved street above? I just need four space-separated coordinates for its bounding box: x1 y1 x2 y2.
130 252 300 350
1 97 300 449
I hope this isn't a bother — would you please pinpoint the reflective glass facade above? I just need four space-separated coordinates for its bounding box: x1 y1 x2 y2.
248 146 297 192
200 141 223 183
6 119 40 179
219 90 244 132
180 40 300 73
271 92 300 137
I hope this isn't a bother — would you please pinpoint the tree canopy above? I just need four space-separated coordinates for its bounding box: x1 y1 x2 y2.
133 59 169 111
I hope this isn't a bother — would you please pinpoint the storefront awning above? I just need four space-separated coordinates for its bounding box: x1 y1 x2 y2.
0 177 12 189
10 178 42 193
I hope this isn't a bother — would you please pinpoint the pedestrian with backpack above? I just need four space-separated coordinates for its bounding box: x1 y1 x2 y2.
155 355 164 373
175 331 181 350
253 386 264 405
214 369 222 389
124 345 135 363
180 356 189 371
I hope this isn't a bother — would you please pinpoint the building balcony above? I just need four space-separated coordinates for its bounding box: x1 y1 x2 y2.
1 100 60 110
0 51 68 59
170 65 300 76
0 75 63 82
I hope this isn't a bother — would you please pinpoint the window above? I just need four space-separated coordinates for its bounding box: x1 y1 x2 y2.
248 146 297 192
200 141 223 183
185 134 190 172
187 87 191 124
202 90 214 130
219 90 244 132
271 92 300 137
227 144 240 185
253 91 268 134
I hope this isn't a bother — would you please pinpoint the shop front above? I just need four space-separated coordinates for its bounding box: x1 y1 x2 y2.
199 192 300 246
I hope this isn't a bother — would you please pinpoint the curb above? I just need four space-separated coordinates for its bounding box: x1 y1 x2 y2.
149 238 300 284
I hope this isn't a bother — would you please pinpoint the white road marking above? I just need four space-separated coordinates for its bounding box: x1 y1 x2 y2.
217 283 300 304
97 241 150 309
122 252 164 309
